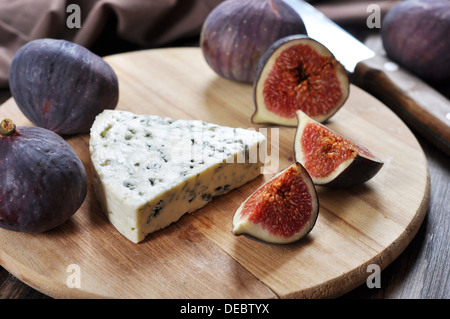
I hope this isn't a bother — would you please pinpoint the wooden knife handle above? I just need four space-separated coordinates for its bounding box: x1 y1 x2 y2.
352 54 450 156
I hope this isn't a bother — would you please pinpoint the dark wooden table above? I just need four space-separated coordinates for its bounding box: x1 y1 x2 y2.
0 3 448 298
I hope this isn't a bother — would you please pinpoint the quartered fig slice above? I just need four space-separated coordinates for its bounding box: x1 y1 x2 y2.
294 110 383 188
252 35 349 126
232 162 319 244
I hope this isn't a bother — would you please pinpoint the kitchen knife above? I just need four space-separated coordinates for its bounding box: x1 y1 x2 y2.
284 0 450 156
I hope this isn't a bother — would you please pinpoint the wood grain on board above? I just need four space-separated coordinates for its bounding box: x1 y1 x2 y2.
0 48 429 298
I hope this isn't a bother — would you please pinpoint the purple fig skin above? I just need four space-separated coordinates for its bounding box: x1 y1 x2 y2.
252 34 349 126
200 0 307 83
381 0 450 82
9 38 119 135
294 111 384 189
318 154 384 189
0 121 88 233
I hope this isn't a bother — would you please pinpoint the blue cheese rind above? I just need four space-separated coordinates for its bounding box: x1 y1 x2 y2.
89 110 266 243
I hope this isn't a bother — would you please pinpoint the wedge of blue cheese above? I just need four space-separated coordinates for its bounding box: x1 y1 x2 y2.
89 110 266 243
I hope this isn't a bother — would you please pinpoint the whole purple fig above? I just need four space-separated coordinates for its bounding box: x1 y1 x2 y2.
200 0 307 83
9 38 119 135
381 0 450 82
0 119 88 233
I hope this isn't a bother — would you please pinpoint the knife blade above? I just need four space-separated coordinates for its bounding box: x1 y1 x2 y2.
283 0 450 156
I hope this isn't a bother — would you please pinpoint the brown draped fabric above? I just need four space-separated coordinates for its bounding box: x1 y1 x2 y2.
0 0 224 89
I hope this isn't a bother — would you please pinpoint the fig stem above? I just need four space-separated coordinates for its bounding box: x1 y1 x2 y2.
0 118 18 137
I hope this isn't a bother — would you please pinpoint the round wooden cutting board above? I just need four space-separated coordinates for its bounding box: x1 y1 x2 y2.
0 48 429 299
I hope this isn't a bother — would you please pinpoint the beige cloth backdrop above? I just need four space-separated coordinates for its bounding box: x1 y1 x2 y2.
0 0 223 89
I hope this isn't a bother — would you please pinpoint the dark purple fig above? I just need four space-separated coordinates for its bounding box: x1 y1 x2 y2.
0 118 88 233
294 111 383 188
200 0 307 83
381 0 450 82
252 35 349 126
9 38 119 135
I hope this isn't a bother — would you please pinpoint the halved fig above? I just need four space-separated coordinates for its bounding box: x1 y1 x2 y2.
252 35 349 126
232 162 319 244
294 110 383 188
